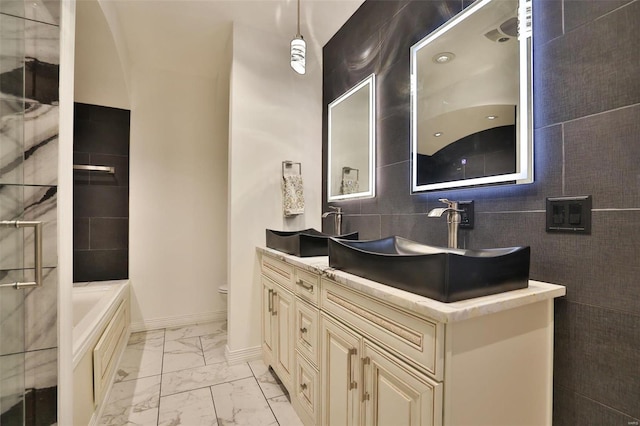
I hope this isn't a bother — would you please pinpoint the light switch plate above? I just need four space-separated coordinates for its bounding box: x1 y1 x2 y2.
546 196 592 234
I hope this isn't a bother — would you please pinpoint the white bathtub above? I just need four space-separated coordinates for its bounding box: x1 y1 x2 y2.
72 280 130 368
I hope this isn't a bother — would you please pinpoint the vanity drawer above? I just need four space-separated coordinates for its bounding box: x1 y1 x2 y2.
262 255 294 291
294 352 321 426
321 278 444 381
294 267 321 306
295 298 319 367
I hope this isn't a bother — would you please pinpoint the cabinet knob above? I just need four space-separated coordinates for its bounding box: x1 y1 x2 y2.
300 383 308 391
300 327 308 334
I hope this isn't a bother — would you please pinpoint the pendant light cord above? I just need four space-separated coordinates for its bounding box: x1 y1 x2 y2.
296 0 301 38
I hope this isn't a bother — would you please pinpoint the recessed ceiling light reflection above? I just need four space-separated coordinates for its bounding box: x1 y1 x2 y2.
432 52 456 64
434 132 443 137
486 115 498 120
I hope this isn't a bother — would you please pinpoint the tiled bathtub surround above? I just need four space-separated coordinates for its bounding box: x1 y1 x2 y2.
322 0 640 423
0 2 60 424
73 102 130 282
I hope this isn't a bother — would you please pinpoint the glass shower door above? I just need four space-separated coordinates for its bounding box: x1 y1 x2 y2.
1 10 27 425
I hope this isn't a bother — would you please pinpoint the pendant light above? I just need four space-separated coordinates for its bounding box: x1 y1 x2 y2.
290 0 306 74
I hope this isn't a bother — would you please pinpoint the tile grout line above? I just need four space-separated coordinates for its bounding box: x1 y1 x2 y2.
208 385 219 425
157 328 166 426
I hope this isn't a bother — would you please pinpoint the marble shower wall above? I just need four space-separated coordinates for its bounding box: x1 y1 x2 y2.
322 0 640 423
73 102 130 282
0 1 60 424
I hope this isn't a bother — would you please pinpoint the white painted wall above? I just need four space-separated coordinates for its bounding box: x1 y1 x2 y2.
227 23 322 359
74 2 230 329
74 0 129 109
128 57 230 329
58 1 76 421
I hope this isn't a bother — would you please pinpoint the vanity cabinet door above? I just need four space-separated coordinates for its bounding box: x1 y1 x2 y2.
362 341 442 426
262 276 276 366
262 275 294 391
321 314 361 426
274 285 294 390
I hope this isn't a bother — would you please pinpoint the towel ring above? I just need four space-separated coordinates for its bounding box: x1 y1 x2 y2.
282 160 302 177
342 166 359 181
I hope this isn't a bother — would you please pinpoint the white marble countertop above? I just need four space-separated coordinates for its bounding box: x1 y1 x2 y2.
257 247 566 323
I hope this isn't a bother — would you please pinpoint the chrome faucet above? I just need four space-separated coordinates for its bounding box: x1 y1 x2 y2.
427 199 463 249
322 206 343 235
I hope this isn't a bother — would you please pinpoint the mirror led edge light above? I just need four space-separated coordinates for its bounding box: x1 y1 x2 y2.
327 74 376 202
411 0 534 193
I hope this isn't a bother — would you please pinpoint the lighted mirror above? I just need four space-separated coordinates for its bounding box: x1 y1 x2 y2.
328 74 376 201
411 0 533 192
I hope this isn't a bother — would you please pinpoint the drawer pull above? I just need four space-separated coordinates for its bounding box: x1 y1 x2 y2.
300 327 308 334
348 348 358 390
300 382 308 391
296 279 314 292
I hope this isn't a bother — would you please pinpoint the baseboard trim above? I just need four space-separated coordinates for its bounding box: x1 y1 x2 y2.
130 310 227 332
225 344 262 365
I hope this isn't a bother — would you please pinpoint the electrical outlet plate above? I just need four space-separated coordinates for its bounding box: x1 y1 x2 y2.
546 196 592 234
458 201 474 229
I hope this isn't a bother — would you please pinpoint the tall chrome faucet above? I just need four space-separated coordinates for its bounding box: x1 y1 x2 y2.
322 206 343 235
427 199 463 249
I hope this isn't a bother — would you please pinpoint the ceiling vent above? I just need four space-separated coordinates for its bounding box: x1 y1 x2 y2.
484 17 518 42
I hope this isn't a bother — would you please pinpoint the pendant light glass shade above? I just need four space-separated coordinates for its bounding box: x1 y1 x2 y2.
290 0 305 74
290 36 306 74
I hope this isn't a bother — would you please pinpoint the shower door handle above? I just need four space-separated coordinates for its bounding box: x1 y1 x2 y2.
0 221 43 289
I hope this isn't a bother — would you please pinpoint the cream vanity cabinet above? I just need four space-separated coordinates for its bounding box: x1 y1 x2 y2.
259 249 565 426
261 253 323 424
261 255 295 391
321 280 443 426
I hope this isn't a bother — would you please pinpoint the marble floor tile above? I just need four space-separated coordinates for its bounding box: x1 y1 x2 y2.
211 377 278 426
163 337 205 374
161 362 252 397
128 329 165 345
114 336 164 383
269 394 303 426
158 388 217 426
201 332 227 365
98 375 161 426
165 321 227 342
248 359 286 399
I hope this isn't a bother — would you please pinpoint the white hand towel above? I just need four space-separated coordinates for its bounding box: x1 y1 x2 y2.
282 174 305 216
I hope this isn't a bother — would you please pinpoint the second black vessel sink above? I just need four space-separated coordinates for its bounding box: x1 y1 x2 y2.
328 236 530 302
266 228 358 257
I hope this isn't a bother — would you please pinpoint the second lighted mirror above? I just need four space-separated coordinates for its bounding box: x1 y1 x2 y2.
327 74 376 201
411 0 533 192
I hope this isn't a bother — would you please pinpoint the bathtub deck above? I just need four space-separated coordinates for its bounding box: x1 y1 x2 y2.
96 320 301 426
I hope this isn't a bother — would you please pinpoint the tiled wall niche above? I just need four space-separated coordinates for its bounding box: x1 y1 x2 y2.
0 1 61 424
322 0 640 423
73 102 130 282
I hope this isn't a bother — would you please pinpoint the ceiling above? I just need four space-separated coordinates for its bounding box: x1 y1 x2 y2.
99 0 365 77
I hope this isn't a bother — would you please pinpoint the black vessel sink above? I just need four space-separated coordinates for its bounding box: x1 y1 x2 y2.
266 228 359 257
328 236 530 302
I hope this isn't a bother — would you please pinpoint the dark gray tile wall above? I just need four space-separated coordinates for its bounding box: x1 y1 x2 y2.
322 0 640 422
73 102 130 282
